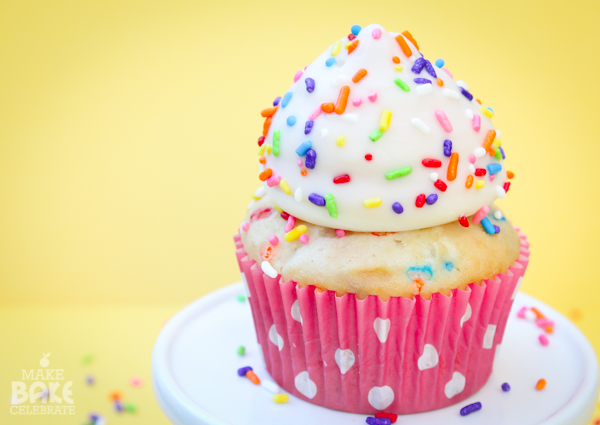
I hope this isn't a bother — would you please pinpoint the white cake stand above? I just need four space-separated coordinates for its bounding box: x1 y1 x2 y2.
152 282 598 425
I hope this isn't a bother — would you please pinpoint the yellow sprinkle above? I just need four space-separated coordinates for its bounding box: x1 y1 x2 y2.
475 180 485 189
279 179 291 195
336 135 346 146
285 225 307 242
252 195 260 200
272 394 289 404
258 144 266 155
480 106 494 118
273 204 283 213
331 40 342 56
379 110 392 132
363 198 382 208
345 41 352 49
266 144 272 155
492 139 501 148
394 65 403 71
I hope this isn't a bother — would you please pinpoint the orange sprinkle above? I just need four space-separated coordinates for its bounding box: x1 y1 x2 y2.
544 325 554 334
259 168 272 181
246 370 260 385
531 307 546 320
536 379 546 390
436 78 444 87
352 69 367 83
392 56 400 64
507 171 515 179
489 148 496 156
109 391 122 401
414 277 424 291
300 169 307 176
466 175 474 188
259 156 266 165
447 152 459 181
475 98 482 105
335 86 350 114
348 39 359 54
261 245 274 260
482 129 497 153
262 117 272 137
260 106 278 118
401 30 419 50
395 35 412 57
321 102 335 113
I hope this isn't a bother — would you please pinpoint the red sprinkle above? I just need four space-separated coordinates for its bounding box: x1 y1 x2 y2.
459 215 470 227
333 174 351 184
365 154 373 161
415 194 426 208
503 182 511 192
257 136 265 147
348 33 356 41
475 168 487 176
434 179 447 192
422 158 442 168
280 211 290 220
375 413 398 423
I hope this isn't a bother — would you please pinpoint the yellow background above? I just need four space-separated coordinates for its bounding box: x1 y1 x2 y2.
1 0 599 423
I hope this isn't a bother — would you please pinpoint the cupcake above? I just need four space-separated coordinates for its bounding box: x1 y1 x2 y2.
234 23 529 414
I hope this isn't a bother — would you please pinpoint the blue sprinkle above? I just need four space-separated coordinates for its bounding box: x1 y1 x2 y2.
459 87 473 101
366 417 390 425
237 366 253 376
295 141 312 156
326 57 337 67
426 194 438 205
351 25 362 36
411 57 426 74
308 193 325 206
445 262 453 271
487 163 502 175
443 139 452 157
305 78 315 93
287 116 297 126
486 106 494 113
392 202 404 214
460 402 482 416
499 146 505 159
435 58 445 68
407 265 433 281
424 60 437 78
304 120 314 135
305 149 316 169
501 382 511 392
494 225 501 234
480 217 495 235
281 92 293 108
414 78 432 84
273 96 281 106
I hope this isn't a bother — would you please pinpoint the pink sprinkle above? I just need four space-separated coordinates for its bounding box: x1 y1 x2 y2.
352 97 362 106
309 106 322 120
473 114 481 132
297 159 303 167
294 70 303 83
435 110 453 132
371 28 381 39
368 91 378 102
442 68 454 78
536 318 555 328
241 222 249 232
267 174 281 187
269 235 279 246
472 205 490 224
285 216 296 233
299 234 309 244
335 229 346 238
490 174 495 182
539 334 550 346
517 306 527 319
469 154 476 164
129 376 143 388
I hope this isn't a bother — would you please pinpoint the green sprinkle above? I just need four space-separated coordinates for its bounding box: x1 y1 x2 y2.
394 78 410 92
385 166 412 180
237 345 246 356
124 403 136 413
494 149 502 160
369 130 383 142
273 129 280 156
324 194 338 218
237 294 246 302
81 354 94 365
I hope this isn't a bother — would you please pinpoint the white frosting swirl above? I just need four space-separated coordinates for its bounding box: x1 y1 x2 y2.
259 23 508 232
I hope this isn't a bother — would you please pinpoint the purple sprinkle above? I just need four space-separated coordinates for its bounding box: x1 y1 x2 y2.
305 78 315 93
459 87 473 101
273 96 281 106
443 139 452 157
499 146 505 159
89 414 101 421
411 57 426 74
366 417 391 425
460 402 482 416
114 400 123 413
308 193 326 206
424 60 437 78
304 120 314 135
426 194 438 205
237 366 253 376
414 78 432 84
501 382 511 392
305 149 316 169
494 225 501 234
392 202 404 214
85 374 95 385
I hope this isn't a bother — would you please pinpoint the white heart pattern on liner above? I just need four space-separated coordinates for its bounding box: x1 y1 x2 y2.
268 324 284 351
483 324 497 349
334 348 356 375
290 300 303 324
241 273 250 297
460 303 472 327
294 371 317 399
368 386 395 410
373 317 391 343
444 371 466 399
417 344 439 371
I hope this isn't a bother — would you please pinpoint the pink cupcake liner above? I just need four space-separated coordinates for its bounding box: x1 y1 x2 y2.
234 229 529 414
